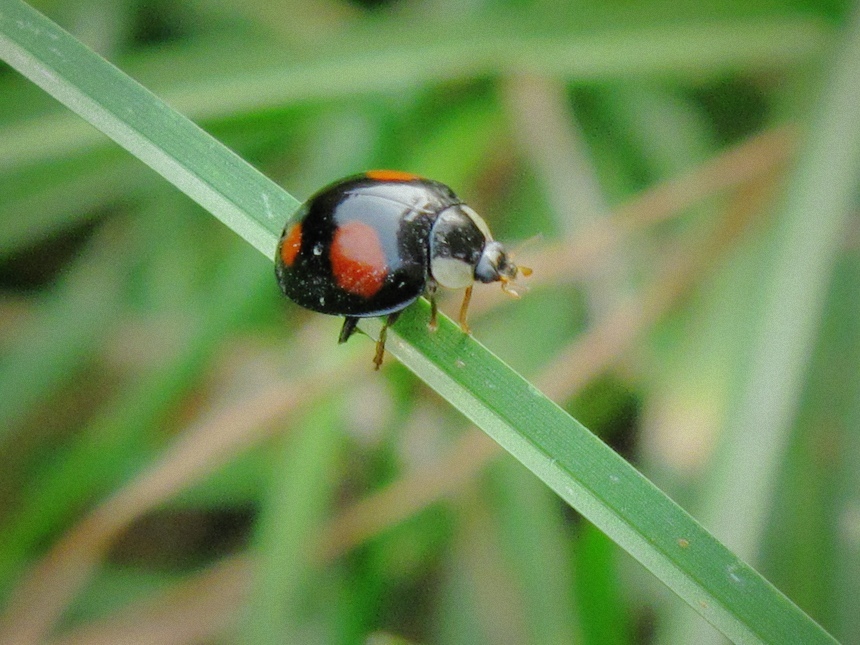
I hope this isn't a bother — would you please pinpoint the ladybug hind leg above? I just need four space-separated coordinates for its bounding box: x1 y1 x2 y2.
339 316 360 344
339 314 399 369
373 312 401 370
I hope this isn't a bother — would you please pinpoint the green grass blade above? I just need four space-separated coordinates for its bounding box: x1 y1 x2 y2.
0 2 837 643
362 306 834 645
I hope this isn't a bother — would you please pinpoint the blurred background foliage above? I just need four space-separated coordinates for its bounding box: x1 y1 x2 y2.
0 0 857 643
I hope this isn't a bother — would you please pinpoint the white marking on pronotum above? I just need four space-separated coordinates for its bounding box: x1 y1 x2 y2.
431 256 473 289
460 205 492 240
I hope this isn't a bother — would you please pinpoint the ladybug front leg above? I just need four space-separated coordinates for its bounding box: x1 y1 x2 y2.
458 286 473 334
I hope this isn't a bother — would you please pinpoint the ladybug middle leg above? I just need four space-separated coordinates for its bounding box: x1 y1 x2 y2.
426 280 439 331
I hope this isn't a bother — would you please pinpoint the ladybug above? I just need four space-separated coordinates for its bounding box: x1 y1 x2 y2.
275 170 528 368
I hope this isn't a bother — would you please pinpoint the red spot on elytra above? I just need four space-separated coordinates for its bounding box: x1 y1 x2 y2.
280 223 302 267
365 169 421 182
330 221 387 298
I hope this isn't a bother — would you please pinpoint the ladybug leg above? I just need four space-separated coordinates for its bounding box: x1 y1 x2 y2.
373 312 401 370
427 280 439 331
338 316 360 344
458 286 473 334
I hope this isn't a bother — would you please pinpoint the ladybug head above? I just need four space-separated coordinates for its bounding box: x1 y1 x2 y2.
475 240 529 296
475 240 516 283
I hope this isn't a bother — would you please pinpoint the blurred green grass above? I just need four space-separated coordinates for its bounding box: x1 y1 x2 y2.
0 0 857 644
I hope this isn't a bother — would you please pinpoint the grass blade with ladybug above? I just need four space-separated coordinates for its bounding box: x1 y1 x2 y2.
275 170 530 368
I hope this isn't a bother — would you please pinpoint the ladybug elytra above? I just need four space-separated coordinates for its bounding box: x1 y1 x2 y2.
275 171 528 368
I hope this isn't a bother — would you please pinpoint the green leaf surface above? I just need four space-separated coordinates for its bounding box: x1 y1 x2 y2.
0 2 838 643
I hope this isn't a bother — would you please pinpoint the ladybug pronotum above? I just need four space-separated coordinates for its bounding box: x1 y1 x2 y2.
275 170 528 368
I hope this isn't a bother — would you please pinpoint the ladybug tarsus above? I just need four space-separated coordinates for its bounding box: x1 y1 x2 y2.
275 171 527 368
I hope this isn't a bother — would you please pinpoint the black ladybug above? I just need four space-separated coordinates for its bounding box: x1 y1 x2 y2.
275 170 527 368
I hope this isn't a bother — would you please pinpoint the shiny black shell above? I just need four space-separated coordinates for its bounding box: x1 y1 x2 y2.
275 172 462 317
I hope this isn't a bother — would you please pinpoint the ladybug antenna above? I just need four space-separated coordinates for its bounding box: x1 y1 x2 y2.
499 239 534 298
510 235 539 276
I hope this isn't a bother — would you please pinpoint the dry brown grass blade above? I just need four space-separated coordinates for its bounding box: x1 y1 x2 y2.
503 74 628 319
503 75 612 236
538 170 780 402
